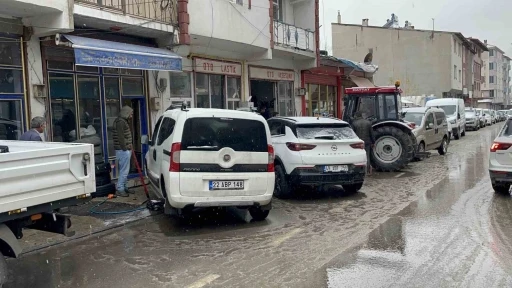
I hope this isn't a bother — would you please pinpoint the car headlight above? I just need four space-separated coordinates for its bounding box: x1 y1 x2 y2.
450 119 456 124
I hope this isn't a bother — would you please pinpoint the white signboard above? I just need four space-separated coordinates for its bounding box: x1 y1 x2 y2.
194 58 242 76
249 67 294 81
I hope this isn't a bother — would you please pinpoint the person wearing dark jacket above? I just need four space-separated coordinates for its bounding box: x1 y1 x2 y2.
352 111 375 175
112 106 133 197
20 116 46 141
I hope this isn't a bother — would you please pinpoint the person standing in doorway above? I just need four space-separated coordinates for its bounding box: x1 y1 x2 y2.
351 111 375 175
20 116 46 141
113 106 134 197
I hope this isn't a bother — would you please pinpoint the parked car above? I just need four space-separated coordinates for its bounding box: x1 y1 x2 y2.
475 108 486 128
403 107 449 158
483 109 493 126
491 110 497 124
499 110 508 121
425 98 466 140
464 108 480 131
268 117 366 198
489 117 512 194
145 107 275 221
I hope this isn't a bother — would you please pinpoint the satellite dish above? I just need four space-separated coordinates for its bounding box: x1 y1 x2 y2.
364 52 373 64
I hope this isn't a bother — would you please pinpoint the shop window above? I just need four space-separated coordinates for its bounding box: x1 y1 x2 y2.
49 73 77 142
0 68 22 94
76 65 99 73
77 75 103 159
104 68 120 74
227 77 241 110
121 69 143 76
195 73 210 108
0 40 22 66
210 75 225 109
104 76 121 157
169 72 191 98
0 100 22 140
327 86 337 117
47 60 74 71
277 81 293 116
122 77 144 95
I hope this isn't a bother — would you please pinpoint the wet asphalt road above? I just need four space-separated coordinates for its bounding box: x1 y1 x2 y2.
6 124 512 288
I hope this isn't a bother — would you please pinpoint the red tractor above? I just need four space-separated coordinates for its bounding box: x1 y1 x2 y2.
343 83 417 172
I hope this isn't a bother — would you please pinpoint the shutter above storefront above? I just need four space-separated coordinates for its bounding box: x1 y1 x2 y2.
55 34 182 72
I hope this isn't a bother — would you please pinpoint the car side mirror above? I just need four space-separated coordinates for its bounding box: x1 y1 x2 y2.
141 135 151 145
427 123 434 130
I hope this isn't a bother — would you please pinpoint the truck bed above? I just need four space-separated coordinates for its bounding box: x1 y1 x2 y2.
0 141 96 215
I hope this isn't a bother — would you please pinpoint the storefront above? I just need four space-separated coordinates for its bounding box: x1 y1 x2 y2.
43 34 182 179
302 67 339 117
0 35 27 140
193 58 242 110
249 66 295 117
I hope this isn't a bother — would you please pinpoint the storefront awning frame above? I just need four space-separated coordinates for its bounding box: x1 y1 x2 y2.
55 34 182 72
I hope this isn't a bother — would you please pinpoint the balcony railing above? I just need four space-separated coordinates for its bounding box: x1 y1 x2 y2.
76 0 178 26
273 21 314 52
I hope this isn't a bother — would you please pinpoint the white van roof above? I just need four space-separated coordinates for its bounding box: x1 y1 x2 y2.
425 98 462 106
163 108 266 121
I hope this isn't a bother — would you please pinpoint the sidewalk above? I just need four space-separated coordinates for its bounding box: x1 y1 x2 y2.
19 186 159 254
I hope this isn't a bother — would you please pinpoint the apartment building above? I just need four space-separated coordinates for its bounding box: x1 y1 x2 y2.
467 38 488 106
481 43 510 108
0 0 318 179
331 18 474 101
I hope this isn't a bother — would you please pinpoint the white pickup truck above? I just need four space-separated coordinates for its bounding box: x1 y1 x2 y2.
0 140 96 286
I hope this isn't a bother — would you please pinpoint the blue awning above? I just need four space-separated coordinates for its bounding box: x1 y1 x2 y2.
56 34 182 72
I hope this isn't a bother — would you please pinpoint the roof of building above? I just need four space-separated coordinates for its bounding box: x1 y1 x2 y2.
487 45 506 54
467 38 489 52
332 22 474 52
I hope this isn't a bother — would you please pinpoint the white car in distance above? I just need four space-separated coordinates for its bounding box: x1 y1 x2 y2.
268 117 367 198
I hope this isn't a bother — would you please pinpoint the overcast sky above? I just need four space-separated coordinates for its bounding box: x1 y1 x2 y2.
320 0 512 57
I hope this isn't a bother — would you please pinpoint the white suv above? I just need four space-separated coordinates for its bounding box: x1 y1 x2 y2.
489 117 512 194
268 117 367 198
145 107 275 221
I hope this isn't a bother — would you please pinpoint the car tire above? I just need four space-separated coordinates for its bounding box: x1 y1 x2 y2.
414 142 426 161
342 182 364 194
492 183 510 195
249 207 270 221
274 165 292 199
454 128 460 140
438 137 448 155
0 251 7 288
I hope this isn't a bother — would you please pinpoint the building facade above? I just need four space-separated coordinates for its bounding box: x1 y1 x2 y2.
467 38 488 106
331 19 474 100
0 0 319 179
481 43 510 109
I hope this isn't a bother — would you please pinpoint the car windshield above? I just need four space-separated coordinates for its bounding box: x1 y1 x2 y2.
438 105 457 116
465 111 475 117
403 112 424 126
181 117 267 152
296 124 357 140
475 110 481 116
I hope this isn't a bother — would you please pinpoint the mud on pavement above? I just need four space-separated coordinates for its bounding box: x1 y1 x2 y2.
5 126 504 288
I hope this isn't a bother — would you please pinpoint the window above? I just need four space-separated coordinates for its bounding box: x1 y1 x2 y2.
181 117 268 152
195 73 241 110
273 0 283 21
0 100 22 140
459 70 461 82
268 120 285 136
49 73 77 142
356 96 376 119
425 113 435 128
490 62 495 70
296 124 357 140
0 68 23 94
378 95 397 119
210 74 225 109
76 75 103 159
122 77 144 95
236 0 243 5
195 73 210 108
435 112 445 125
453 39 457 53
490 90 495 97
157 117 175 145
490 76 495 84
454 65 457 80
490 50 494 56
227 77 241 109
151 116 163 145
169 71 191 98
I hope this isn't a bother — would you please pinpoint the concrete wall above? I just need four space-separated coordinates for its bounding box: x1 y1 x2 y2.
21 0 73 36
281 0 315 30
450 35 463 92
188 0 270 50
331 24 456 97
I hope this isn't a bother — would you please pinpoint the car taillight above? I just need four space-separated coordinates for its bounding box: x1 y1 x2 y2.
350 142 365 149
267 144 274 172
406 122 416 129
169 142 181 172
490 142 512 152
286 142 317 151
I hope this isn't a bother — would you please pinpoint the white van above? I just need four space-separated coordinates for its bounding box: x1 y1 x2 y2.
145 107 275 221
426 98 466 140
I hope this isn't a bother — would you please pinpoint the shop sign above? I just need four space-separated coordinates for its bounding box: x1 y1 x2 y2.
249 67 294 81
194 58 242 76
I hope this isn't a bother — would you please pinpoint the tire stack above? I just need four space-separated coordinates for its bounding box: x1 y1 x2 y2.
93 159 116 198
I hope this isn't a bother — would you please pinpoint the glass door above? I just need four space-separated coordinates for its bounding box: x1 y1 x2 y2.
121 97 148 175
0 99 23 140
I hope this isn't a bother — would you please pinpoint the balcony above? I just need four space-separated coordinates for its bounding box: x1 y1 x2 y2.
75 0 178 26
274 21 314 52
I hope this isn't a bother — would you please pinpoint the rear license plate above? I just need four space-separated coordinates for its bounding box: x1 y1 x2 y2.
209 180 245 190
323 165 348 173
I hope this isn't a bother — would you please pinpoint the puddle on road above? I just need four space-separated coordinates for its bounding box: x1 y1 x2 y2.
324 128 512 287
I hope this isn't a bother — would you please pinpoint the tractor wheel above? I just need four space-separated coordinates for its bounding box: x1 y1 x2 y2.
371 126 414 172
